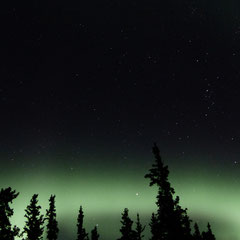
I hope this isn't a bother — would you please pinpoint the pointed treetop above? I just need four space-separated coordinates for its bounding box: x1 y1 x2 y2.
135 213 145 240
46 194 59 240
23 194 44 240
91 226 99 240
77 206 88 240
207 222 215 239
207 223 212 232
193 223 201 240
118 208 135 240
145 143 172 193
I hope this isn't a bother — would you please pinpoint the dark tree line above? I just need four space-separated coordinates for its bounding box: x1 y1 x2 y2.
0 144 216 240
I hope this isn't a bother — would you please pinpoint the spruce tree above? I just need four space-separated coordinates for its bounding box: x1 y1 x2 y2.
135 213 145 240
0 187 19 240
91 226 99 240
202 223 215 240
118 208 136 240
23 194 44 240
77 206 88 240
46 195 59 240
193 223 202 240
145 143 192 240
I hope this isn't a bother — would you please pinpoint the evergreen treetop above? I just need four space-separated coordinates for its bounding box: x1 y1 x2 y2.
135 213 145 240
202 223 216 240
77 206 88 240
145 143 192 240
46 195 59 240
91 226 99 240
118 208 135 240
193 223 202 240
23 194 44 240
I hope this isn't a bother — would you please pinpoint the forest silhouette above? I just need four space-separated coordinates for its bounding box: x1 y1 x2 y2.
0 144 215 240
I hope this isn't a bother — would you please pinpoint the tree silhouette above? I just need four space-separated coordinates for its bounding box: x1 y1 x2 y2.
118 208 136 240
135 213 145 240
0 187 19 240
91 226 99 240
180 205 192 240
193 223 202 240
202 223 215 240
77 206 88 240
46 195 59 240
149 213 158 240
145 143 192 240
23 194 44 240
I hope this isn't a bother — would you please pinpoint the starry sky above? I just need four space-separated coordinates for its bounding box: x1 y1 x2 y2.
2 1 240 240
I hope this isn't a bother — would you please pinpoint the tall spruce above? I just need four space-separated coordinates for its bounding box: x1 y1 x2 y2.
193 223 202 240
23 194 44 240
0 187 19 240
46 195 59 240
145 143 192 240
91 226 99 240
202 223 215 240
77 206 88 240
118 208 136 240
135 213 145 240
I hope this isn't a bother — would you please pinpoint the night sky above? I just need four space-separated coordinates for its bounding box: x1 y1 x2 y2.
2 1 240 240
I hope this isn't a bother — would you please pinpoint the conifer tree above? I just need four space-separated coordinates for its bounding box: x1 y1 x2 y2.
202 223 215 240
118 208 136 240
0 187 19 240
46 195 59 240
181 212 192 240
23 194 44 240
193 223 202 240
149 213 158 240
135 213 145 240
77 206 88 240
91 226 99 240
145 143 192 240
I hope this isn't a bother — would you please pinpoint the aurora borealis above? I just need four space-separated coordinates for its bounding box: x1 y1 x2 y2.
2 0 240 240
2 152 240 240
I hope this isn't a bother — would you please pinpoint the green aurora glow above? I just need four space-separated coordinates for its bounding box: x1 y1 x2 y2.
2 153 240 240
1 1 239 240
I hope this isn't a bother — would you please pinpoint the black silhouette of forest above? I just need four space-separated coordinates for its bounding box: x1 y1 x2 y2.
0 144 216 240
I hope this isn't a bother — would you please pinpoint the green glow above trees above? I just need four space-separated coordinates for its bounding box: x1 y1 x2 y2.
0 155 239 240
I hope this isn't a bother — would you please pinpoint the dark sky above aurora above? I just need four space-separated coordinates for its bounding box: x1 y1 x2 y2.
2 0 240 240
